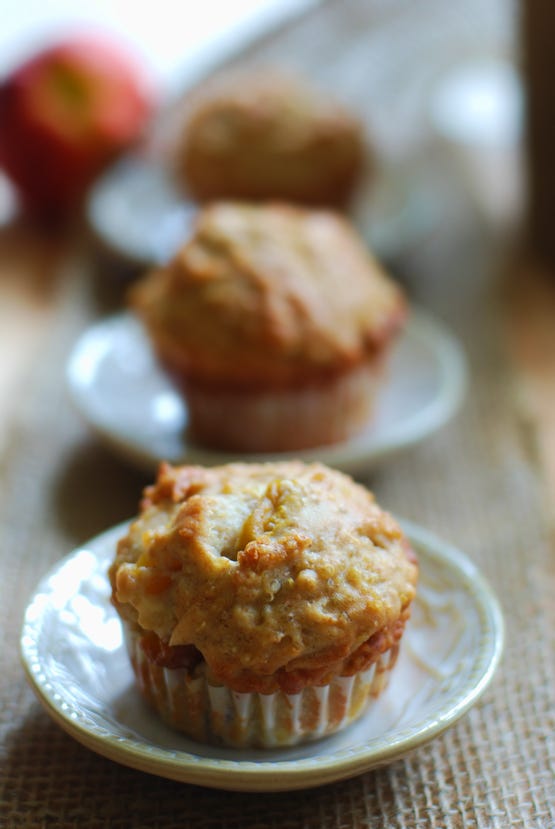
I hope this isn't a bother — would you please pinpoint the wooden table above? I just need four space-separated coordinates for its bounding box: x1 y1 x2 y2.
504 260 555 514
0 223 64 453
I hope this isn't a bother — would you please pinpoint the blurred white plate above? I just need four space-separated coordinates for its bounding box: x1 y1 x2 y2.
87 154 434 267
66 310 467 474
20 520 503 792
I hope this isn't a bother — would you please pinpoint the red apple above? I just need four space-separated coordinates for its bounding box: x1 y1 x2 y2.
0 35 154 219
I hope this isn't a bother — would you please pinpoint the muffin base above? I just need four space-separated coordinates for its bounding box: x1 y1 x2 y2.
124 627 400 748
182 361 384 453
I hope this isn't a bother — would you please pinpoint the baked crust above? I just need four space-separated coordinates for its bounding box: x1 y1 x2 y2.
131 202 406 390
110 461 418 694
174 71 365 206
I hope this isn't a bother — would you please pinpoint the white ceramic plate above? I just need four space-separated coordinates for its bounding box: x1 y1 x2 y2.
87 154 434 267
66 310 466 474
21 520 503 792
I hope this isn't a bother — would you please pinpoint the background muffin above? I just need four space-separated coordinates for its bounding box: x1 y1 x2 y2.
131 201 406 452
174 71 365 206
109 460 418 748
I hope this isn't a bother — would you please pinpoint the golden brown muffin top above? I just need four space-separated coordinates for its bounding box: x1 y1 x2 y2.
174 71 365 205
110 461 417 693
131 203 406 389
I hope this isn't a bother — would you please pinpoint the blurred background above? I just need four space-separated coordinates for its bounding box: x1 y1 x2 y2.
0 0 522 236
0 0 312 84
0 0 527 451
1 0 542 502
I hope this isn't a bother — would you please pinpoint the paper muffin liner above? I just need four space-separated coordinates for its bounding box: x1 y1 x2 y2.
181 360 385 453
123 626 400 748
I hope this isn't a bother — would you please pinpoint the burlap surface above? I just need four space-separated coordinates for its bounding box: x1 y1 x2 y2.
1 0 554 826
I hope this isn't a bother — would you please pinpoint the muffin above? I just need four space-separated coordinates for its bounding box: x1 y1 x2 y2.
109 460 418 748
174 71 365 207
131 202 406 452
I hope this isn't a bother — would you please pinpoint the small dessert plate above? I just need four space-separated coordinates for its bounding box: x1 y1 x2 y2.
21 521 503 792
87 154 434 267
66 310 467 474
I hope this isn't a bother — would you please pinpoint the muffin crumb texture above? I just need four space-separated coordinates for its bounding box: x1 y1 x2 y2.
110 461 417 697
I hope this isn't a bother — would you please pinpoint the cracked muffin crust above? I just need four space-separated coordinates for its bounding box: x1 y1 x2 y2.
110 461 417 698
